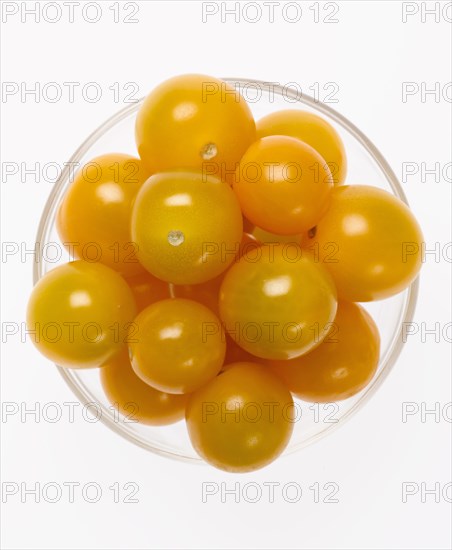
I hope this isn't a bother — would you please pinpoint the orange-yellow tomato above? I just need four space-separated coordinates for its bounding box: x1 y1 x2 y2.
253 226 302 245
131 171 243 285
268 301 380 402
302 185 424 301
135 74 256 184
130 298 225 394
242 215 255 234
257 109 347 185
124 271 171 313
186 362 294 472
172 233 260 315
239 232 261 257
234 136 333 235
27 261 137 368
222 335 257 368
299 226 318 249
173 274 223 316
57 154 149 277
100 349 187 425
219 243 337 360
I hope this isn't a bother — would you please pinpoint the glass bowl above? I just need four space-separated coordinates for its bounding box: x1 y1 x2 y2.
34 78 419 464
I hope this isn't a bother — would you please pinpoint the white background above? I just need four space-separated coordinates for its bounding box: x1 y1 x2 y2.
1 1 451 549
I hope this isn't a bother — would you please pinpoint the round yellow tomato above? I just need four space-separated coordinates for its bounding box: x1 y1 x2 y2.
256 109 347 185
124 271 171 313
57 154 149 277
268 301 380 402
219 243 337 360
242 215 255 234
135 74 256 184
253 226 302 245
186 362 294 472
302 185 424 301
234 136 333 235
222 335 258 369
100 348 187 425
172 274 223 316
172 233 260 315
131 171 243 284
130 298 225 394
27 261 137 368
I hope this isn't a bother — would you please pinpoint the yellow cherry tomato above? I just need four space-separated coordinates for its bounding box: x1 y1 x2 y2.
27 261 137 368
100 348 187 426
131 171 243 284
186 362 294 472
130 298 226 394
173 274 223 316
172 233 260 315
222 335 258 369
135 74 256 184
57 154 149 277
219 243 337 360
234 136 333 235
242 215 255 234
256 109 347 185
253 226 302 245
268 301 380 402
302 185 424 301
124 271 171 313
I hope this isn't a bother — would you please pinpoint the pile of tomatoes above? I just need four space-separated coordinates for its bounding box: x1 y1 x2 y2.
27 74 423 472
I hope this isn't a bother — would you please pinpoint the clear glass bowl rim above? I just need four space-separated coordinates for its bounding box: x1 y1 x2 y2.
34 78 419 464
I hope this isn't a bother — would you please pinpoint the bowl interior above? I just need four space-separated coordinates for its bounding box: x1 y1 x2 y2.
34 79 418 463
